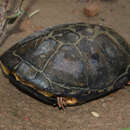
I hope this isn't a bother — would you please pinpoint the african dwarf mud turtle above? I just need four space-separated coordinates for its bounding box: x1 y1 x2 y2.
0 23 130 109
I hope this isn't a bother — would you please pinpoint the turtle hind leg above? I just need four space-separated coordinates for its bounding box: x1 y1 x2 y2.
56 97 78 109
128 81 130 85
57 97 67 110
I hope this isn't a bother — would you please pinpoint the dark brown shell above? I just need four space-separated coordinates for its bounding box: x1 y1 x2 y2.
0 23 130 105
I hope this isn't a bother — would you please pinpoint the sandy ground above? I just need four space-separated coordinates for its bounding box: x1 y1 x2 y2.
0 0 130 130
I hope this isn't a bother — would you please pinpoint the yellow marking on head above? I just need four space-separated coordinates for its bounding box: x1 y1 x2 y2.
0 61 10 75
12 72 53 97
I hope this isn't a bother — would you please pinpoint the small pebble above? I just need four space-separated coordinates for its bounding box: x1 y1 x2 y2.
102 103 107 108
91 111 100 117
100 99 105 102
24 116 30 121
100 17 105 21
107 97 113 101
84 2 100 17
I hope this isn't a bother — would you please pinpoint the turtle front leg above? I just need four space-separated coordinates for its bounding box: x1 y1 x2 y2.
57 97 67 109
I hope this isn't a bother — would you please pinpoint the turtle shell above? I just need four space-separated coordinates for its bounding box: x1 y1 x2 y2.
0 23 130 106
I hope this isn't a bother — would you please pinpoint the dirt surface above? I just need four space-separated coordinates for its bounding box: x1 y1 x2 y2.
0 0 130 130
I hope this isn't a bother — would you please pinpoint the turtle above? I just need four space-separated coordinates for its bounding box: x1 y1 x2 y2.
0 23 130 109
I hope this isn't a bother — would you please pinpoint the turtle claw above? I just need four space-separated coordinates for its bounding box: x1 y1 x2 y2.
57 97 67 109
